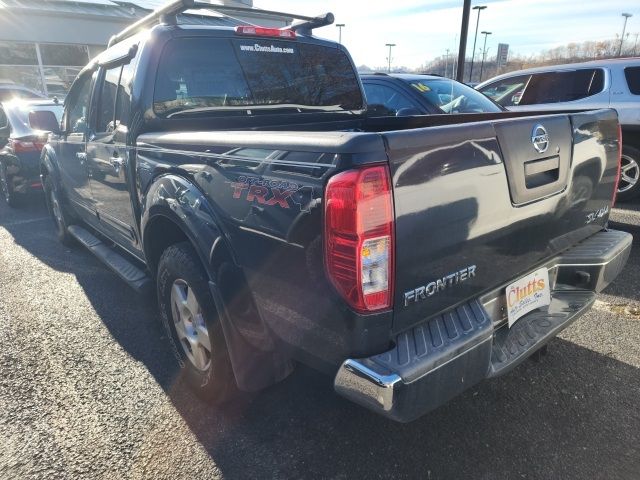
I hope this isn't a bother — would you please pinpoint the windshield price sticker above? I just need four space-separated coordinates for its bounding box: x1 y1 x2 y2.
506 267 551 327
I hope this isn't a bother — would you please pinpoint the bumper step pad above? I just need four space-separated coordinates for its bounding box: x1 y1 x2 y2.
488 290 595 377
335 299 494 422
372 299 492 383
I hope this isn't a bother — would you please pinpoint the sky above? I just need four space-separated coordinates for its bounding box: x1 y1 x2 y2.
254 0 640 69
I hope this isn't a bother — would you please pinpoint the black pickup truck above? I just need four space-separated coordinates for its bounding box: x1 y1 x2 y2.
40 0 632 422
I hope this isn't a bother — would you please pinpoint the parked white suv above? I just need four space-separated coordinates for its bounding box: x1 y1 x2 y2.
478 59 640 201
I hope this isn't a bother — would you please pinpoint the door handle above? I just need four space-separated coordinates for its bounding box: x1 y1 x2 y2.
110 156 124 173
76 152 87 163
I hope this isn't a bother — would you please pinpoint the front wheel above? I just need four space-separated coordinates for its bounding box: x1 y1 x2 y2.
616 145 640 202
157 242 236 402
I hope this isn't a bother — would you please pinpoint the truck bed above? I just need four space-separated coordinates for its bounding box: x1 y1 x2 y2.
136 108 620 367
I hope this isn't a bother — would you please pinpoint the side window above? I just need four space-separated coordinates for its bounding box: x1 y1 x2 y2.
0 108 7 128
363 83 418 115
96 65 121 133
66 74 93 134
95 61 134 134
624 67 640 95
479 74 530 107
115 61 134 128
520 69 604 105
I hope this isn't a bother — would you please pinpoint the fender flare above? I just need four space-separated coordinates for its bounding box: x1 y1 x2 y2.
140 173 236 279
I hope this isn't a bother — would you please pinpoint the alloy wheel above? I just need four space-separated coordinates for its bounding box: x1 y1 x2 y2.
170 279 212 372
618 154 640 193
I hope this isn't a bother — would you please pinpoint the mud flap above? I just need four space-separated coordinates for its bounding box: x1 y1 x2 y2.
208 280 294 392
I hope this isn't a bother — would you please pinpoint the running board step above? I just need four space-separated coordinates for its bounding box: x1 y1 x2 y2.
67 225 152 295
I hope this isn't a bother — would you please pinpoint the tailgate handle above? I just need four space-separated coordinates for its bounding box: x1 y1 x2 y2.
524 156 560 189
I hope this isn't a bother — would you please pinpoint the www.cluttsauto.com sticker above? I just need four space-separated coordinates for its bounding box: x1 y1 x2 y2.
506 267 551 328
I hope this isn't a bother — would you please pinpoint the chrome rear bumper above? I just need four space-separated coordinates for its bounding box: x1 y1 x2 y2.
334 229 632 422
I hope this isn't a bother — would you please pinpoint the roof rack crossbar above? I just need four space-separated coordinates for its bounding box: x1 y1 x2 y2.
108 0 334 47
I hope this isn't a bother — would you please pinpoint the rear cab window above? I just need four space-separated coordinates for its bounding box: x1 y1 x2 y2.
624 66 640 95
153 37 364 117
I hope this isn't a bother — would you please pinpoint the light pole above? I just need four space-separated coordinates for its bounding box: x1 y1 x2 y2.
453 33 458 79
456 0 471 82
479 31 491 82
336 23 345 44
468 5 487 82
618 13 632 57
385 43 396 73
445 49 450 77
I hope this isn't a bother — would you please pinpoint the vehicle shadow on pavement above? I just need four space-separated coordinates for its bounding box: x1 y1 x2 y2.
2 197 639 480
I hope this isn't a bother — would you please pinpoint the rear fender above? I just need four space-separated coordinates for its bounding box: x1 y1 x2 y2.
141 174 291 391
140 174 233 278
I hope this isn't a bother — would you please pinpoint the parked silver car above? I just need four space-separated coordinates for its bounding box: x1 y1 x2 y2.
478 59 640 201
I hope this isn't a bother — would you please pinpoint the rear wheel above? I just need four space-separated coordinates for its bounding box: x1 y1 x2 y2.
616 145 640 202
43 176 75 245
157 242 236 402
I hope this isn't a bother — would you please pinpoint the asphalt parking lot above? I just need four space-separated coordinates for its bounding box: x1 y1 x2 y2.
1 196 639 480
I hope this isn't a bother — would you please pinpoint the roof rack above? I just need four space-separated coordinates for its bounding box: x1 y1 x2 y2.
108 0 334 47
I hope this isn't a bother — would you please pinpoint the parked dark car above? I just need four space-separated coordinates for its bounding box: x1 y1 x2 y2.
0 84 46 102
0 99 63 206
360 73 502 116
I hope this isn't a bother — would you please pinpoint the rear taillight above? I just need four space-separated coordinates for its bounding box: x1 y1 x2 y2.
235 25 296 39
612 124 622 207
10 138 45 153
324 165 394 313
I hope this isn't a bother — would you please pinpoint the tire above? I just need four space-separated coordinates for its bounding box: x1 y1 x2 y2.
43 175 75 246
0 167 20 208
616 145 640 202
157 242 236 402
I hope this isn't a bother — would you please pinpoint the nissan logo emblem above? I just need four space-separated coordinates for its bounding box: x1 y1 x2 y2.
531 124 549 154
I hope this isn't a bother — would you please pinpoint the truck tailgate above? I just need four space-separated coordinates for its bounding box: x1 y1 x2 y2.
386 109 619 333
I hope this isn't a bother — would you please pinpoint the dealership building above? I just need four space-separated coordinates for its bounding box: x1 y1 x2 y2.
0 0 288 96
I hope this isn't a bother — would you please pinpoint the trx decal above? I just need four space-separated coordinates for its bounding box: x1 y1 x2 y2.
230 175 314 212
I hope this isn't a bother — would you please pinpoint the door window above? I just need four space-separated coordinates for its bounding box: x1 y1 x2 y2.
115 61 134 128
96 66 121 134
65 74 93 134
362 83 419 115
519 69 604 105
479 74 531 107
95 61 134 134
624 66 640 95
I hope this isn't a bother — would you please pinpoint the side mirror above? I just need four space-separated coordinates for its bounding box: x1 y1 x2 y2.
28 110 61 134
395 107 423 117
0 125 9 138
